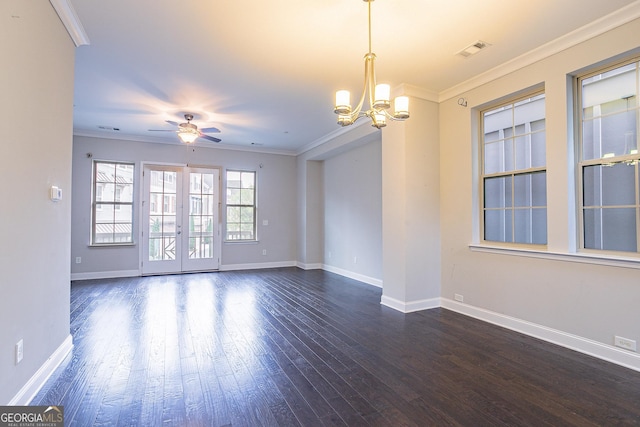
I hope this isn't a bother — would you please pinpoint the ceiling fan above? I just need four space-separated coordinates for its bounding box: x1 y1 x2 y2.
149 113 221 143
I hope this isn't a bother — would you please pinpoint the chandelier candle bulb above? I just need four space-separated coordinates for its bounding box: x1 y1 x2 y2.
335 90 352 114
374 84 391 109
394 96 410 119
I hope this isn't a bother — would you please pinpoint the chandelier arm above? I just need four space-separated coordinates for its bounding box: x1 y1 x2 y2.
350 55 372 121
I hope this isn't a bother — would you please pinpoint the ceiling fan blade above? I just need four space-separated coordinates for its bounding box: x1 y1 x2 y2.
148 129 176 132
200 134 221 143
165 120 179 126
200 126 221 133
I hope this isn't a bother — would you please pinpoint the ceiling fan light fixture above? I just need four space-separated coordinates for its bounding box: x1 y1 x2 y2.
178 127 199 144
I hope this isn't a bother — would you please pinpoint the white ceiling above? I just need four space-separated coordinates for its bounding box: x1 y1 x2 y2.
68 0 640 154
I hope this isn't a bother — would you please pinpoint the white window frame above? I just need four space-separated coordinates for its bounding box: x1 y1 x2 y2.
480 91 547 246
225 170 257 241
91 160 135 245
577 58 640 255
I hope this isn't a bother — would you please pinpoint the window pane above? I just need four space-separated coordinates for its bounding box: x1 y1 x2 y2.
484 209 512 242
484 176 511 209
531 172 546 207
227 206 240 222
514 208 547 244
583 164 635 206
241 172 255 188
240 207 254 222
241 189 255 205
514 208 532 244
227 188 241 204
584 208 637 252
531 130 546 168
514 172 546 207
532 208 547 245
227 170 241 186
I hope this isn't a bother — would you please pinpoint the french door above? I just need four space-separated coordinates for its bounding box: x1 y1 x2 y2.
141 165 220 275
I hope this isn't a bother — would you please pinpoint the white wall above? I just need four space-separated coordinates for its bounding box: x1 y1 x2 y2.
440 17 640 368
323 140 383 284
71 136 297 277
0 1 75 404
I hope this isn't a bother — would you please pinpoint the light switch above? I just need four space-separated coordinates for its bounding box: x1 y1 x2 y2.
50 186 62 202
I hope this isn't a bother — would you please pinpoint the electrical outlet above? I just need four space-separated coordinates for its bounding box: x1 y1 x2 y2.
75 257 82 264
353 256 358 264
15 339 23 364
262 249 267 256
614 336 637 352
454 294 464 302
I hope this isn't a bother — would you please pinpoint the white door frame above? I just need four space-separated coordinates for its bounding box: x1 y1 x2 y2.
140 164 221 275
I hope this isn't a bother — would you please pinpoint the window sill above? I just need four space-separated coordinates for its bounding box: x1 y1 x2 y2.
224 240 259 245
89 243 136 248
469 243 640 270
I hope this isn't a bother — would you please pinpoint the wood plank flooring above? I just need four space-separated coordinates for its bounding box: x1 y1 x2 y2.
31 268 640 426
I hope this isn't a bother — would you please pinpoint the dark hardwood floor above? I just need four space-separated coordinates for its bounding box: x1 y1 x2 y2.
32 268 640 426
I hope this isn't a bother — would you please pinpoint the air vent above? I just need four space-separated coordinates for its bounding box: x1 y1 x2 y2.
457 40 490 58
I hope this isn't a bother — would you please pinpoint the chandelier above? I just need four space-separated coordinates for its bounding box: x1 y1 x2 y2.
334 0 410 129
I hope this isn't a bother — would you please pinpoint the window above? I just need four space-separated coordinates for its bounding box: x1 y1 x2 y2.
226 170 256 240
578 60 640 253
92 161 134 244
482 93 547 244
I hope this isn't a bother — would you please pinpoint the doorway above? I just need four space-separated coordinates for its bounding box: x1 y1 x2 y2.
141 165 220 274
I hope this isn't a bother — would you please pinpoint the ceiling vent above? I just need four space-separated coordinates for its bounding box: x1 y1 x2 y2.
457 40 490 58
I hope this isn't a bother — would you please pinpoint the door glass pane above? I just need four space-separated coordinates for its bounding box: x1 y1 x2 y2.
148 171 178 261
188 172 215 259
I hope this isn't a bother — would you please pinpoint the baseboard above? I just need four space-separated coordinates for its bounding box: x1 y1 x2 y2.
71 269 139 281
321 264 382 288
220 261 297 271
380 295 441 313
441 298 640 373
9 334 73 405
296 261 322 270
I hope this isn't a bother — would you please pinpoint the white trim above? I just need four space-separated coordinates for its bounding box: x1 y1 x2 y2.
49 0 89 47
71 269 140 281
380 295 440 313
322 264 382 288
76 131 296 156
296 261 323 270
469 244 640 269
399 83 439 103
8 335 73 405
439 1 640 102
220 260 297 271
441 298 640 372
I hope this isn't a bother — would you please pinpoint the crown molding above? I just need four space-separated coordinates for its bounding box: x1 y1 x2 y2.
439 0 640 102
74 130 297 156
49 0 89 47
399 83 439 102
